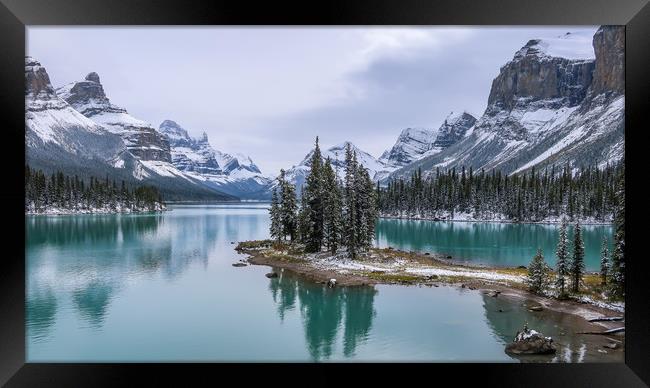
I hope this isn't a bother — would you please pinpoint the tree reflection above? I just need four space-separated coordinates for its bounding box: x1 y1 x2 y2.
343 287 377 357
270 272 377 361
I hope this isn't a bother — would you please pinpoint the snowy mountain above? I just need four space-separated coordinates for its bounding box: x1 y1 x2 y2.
25 57 134 178
281 141 396 195
159 120 272 199
389 26 624 181
57 73 172 163
379 112 477 168
26 59 235 201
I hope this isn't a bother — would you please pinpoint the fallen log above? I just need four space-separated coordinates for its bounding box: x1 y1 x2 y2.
577 327 625 335
587 316 624 322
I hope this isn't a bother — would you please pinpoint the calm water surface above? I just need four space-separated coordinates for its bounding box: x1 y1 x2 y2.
26 204 614 362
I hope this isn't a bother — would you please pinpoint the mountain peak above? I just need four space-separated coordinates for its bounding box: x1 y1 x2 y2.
512 31 595 62
85 72 101 84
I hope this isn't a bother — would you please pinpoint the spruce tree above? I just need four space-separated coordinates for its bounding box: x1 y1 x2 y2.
609 165 625 298
322 158 343 254
303 136 325 252
269 188 282 242
555 218 570 298
600 236 609 286
527 248 551 295
571 220 585 293
343 144 358 259
278 169 298 241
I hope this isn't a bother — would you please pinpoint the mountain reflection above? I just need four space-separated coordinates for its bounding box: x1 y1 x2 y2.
26 287 57 341
72 280 114 328
269 271 377 360
26 211 220 335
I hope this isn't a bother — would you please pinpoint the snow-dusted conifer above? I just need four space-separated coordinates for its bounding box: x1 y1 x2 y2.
269 188 282 242
555 218 570 298
322 158 343 254
571 220 585 293
527 248 551 295
600 236 609 286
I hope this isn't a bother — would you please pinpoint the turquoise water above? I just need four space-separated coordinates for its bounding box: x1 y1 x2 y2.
26 205 614 362
376 218 612 270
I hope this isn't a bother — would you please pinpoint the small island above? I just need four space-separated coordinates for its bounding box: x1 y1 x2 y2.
235 138 625 359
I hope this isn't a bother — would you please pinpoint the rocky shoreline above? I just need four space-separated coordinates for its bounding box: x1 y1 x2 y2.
235 240 624 331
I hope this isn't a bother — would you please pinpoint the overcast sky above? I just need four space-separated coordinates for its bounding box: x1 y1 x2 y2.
27 26 598 175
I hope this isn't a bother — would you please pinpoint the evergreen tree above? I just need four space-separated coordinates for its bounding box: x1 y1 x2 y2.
610 164 625 297
303 137 325 252
571 221 585 293
555 218 570 298
269 188 283 242
278 169 298 241
526 249 551 295
322 158 343 254
600 236 609 286
343 144 359 259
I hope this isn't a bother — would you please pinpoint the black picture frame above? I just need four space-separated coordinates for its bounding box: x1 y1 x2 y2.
1 0 648 386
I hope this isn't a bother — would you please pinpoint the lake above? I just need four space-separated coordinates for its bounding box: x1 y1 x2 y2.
26 204 615 362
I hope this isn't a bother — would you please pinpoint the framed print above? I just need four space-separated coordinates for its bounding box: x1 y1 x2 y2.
1 0 649 386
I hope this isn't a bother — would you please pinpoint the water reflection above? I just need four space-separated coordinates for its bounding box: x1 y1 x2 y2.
269 271 377 361
376 219 612 270
72 280 114 328
481 294 615 363
26 211 222 338
26 213 163 246
26 287 57 342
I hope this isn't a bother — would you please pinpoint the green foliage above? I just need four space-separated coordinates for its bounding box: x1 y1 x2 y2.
378 162 623 222
609 163 625 298
571 221 585 293
526 249 552 295
269 139 379 259
555 218 569 298
600 236 609 286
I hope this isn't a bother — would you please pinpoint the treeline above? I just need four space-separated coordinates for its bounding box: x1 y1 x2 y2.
270 139 378 258
379 161 624 222
25 165 165 213
526 167 625 300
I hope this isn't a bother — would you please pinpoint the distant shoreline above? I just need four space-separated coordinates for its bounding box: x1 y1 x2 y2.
25 207 168 216
379 214 613 226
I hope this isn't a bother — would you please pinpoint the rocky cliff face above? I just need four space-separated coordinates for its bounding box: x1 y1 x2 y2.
488 37 595 112
380 128 437 167
590 26 624 97
379 111 477 169
388 27 624 181
25 57 129 176
159 120 222 175
58 73 172 163
432 112 477 148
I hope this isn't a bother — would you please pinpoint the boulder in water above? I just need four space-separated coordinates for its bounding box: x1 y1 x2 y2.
505 324 556 355
265 272 278 278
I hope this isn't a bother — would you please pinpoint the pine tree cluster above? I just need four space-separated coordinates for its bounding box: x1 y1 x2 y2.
378 162 623 222
270 139 378 259
25 165 164 213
